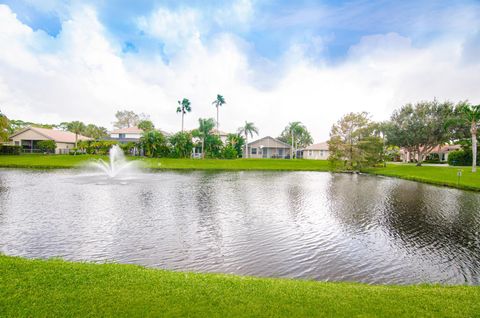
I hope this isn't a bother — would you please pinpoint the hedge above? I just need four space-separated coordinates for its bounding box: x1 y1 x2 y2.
448 150 480 166
0 145 21 155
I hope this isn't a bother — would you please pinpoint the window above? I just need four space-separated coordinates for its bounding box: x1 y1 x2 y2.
320 150 324 156
252 148 257 155
15 141 20 146
119 133 126 139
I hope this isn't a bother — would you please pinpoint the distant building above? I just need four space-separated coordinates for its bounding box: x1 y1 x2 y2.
302 142 329 160
247 136 291 159
109 127 144 143
9 127 91 154
400 144 461 163
211 129 229 144
108 126 170 143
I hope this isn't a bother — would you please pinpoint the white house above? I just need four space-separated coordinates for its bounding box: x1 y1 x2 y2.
109 127 144 143
303 142 329 160
9 127 91 154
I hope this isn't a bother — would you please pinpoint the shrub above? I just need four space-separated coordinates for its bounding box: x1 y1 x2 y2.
221 145 238 159
37 140 56 153
0 145 21 155
447 150 479 166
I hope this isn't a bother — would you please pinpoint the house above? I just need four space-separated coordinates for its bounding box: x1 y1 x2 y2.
9 127 91 154
211 129 229 144
302 142 329 160
108 126 170 143
247 136 291 158
108 127 144 143
400 144 461 163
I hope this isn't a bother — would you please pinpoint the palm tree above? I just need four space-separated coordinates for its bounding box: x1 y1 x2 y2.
238 121 258 158
66 121 86 153
462 104 480 172
176 98 192 132
212 94 226 134
196 118 215 159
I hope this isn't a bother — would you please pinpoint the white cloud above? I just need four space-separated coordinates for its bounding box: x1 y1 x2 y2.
0 4 480 142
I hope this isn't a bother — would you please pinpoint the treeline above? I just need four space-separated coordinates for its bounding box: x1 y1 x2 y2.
329 100 480 171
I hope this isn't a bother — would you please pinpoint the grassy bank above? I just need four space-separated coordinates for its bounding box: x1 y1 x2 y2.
1 155 480 191
0 154 332 171
363 164 480 191
1 255 479 317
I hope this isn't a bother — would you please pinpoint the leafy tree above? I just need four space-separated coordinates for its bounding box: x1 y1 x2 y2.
113 110 141 129
169 131 194 158
385 100 455 166
139 130 169 157
221 144 238 159
328 112 383 169
278 122 313 157
212 94 226 133
176 98 191 132
65 121 86 150
192 118 215 159
37 140 56 153
226 133 245 158
204 134 223 158
7 119 55 134
138 120 155 132
83 124 108 140
238 121 259 158
0 110 8 142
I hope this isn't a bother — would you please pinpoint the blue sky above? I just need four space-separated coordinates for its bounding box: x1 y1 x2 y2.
3 0 477 61
0 0 479 139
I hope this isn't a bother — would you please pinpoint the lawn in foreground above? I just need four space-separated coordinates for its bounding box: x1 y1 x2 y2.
363 163 480 191
1 256 479 317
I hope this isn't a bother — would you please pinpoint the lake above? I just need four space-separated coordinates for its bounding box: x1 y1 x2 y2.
1 169 479 285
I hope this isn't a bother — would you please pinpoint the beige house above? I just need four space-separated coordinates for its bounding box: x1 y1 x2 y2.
109 127 143 141
247 136 291 158
400 144 461 163
9 127 91 154
303 142 329 160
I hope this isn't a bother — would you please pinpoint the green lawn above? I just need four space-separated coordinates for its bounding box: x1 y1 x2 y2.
0 154 332 171
363 163 480 191
1 255 479 317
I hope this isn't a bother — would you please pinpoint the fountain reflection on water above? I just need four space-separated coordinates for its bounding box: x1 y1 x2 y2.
88 145 142 180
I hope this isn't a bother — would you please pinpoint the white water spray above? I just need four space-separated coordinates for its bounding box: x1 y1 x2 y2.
89 145 139 178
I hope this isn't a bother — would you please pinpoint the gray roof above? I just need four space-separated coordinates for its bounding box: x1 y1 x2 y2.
248 136 292 148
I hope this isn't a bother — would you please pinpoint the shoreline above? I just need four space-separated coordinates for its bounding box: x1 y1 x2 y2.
0 155 479 191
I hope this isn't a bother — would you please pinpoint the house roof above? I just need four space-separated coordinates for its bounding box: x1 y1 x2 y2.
248 136 292 148
110 126 171 136
110 126 143 134
210 129 229 136
304 142 329 151
401 144 461 154
10 127 91 143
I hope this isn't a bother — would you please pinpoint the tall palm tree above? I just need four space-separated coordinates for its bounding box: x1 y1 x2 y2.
462 104 480 172
212 94 226 134
238 121 258 158
66 121 86 154
196 118 215 159
176 98 192 132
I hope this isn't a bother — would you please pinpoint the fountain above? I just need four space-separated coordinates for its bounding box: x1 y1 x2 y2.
89 145 140 178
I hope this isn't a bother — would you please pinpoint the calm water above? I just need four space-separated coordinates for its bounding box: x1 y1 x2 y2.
1 168 480 285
